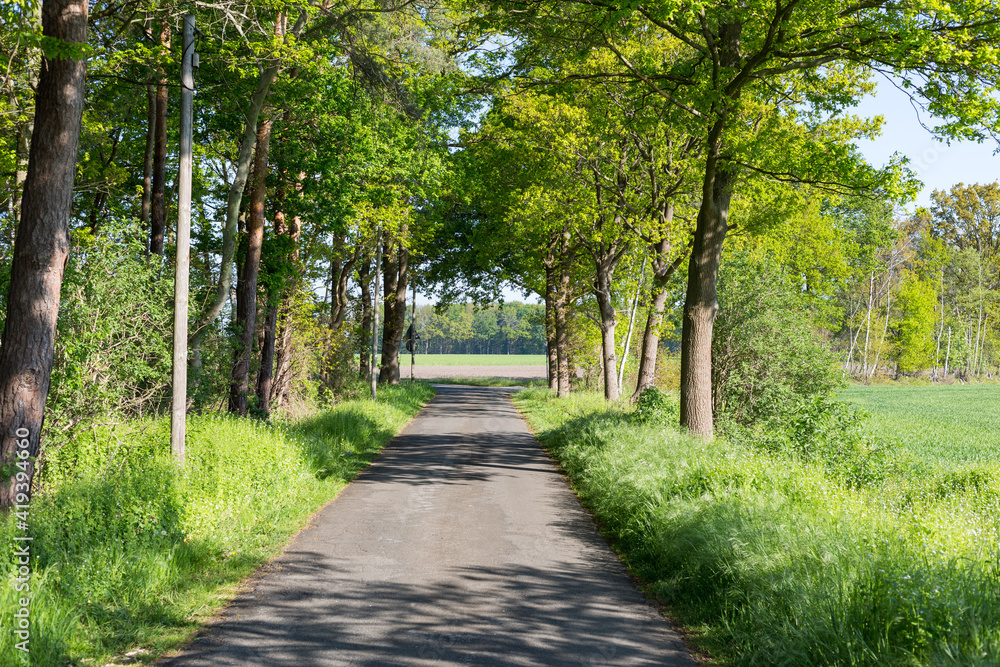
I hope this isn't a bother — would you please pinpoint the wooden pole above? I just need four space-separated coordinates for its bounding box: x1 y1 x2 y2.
411 281 416 382
171 14 195 464
371 230 381 400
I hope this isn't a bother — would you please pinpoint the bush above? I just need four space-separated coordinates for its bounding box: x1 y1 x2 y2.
47 221 173 444
712 254 845 427
633 386 678 426
724 395 906 487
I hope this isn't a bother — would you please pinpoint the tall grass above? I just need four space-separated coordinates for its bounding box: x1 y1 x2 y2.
514 388 1000 666
0 383 434 666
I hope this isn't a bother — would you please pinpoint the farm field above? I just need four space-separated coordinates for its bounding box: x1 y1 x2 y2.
412 354 547 366
843 384 1000 464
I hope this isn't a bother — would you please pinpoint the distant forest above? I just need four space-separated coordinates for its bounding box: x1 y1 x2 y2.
407 303 546 356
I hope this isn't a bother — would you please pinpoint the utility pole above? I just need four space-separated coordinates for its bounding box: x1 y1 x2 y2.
171 15 196 464
371 230 382 400
411 281 417 382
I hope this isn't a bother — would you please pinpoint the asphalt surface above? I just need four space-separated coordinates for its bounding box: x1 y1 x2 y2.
162 385 695 667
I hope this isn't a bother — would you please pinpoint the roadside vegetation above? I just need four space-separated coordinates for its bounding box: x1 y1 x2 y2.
514 257 1000 665
515 386 1000 666
0 383 433 666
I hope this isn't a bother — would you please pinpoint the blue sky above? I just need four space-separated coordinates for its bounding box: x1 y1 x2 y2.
853 78 1000 209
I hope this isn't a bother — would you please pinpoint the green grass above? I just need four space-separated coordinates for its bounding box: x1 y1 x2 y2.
843 384 1000 465
413 354 546 366
425 377 549 387
514 388 1000 666
0 383 434 666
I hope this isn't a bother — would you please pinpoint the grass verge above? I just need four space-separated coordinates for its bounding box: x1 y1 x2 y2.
0 382 434 666
513 388 1000 666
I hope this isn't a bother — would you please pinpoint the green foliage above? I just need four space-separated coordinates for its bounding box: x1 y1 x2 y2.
412 303 546 355
514 388 1000 667
0 383 434 665
632 386 678 426
895 272 939 373
725 395 904 488
930 182 1000 262
47 221 172 441
713 254 845 426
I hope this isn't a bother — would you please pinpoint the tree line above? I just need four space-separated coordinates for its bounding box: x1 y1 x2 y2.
409 303 546 355
4 0 1000 508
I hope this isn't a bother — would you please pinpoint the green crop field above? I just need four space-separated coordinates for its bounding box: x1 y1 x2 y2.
843 384 1000 465
412 354 547 366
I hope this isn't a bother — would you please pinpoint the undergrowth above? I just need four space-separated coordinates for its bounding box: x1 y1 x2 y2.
0 382 434 666
514 387 1000 666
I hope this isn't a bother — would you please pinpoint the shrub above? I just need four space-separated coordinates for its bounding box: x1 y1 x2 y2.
712 253 845 427
47 221 173 444
633 386 678 426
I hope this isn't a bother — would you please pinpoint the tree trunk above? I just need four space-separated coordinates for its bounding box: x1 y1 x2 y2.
272 215 300 409
555 229 575 397
633 285 670 398
633 221 688 400
0 0 87 511
329 237 360 330
618 256 646 390
679 153 732 436
189 10 308 356
255 201 289 417
149 20 170 256
545 265 558 391
141 83 155 234
256 301 279 415
944 325 952 376
228 116 272 416
379 228 409 384
594 260 619 402
555 272 573 399
862 272 874 376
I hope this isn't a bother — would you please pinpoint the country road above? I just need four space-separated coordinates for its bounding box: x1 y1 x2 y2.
161 385 694 666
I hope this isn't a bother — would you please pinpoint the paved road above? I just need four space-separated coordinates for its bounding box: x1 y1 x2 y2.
162 385 694 667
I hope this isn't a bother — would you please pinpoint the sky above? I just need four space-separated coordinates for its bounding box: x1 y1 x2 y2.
853 77 1000 209
417 78 1000 306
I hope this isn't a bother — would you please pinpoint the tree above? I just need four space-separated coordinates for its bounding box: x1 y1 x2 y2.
895 271 938 374
0 0 88 509
931 182 1000 265
481 0 1000 435
228 115 274 415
